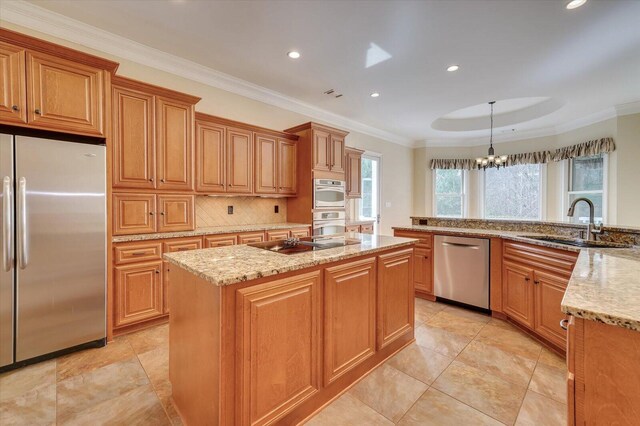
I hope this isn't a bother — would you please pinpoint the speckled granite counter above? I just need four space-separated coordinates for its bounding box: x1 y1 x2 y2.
164 233 416 286
393 225 640 332
112 222 311 243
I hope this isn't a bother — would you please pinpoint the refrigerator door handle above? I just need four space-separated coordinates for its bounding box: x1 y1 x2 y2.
17 177 28 269
2 176 12 272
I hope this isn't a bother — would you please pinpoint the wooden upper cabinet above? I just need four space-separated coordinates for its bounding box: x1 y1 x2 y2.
278 139 297 195
324 258 376 385
255 134 278 194
502 261 535 329
195 119 225 193
377 249 414 350
0 42 26 125
157 194 195 233
312 129 331 172
113 193 156 235
226 127 253 193
26 51 104 136
330 134 345 174
112 85 155 189
156 97 194 191
236 271 321 426
345 148 363 198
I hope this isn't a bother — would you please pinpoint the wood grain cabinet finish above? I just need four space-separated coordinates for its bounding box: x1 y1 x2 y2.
26 51 104 136
112 85 155 189
324 258 376 384
114 242 162 265
360 223 374 234
377 248 414 349
237 231 265 244
114 261 163 327
345 225 360 233
196 120 226 192
533 270 570 348
278 139 297 194
156 195 195 233
413 247 433 294
0 42 26 125
163 238 202 315
329 134 345 174
255 134 278 194
204 234 237 248
345 147 363 198
156 96 194 191
236 271 321 426
266 230 290 241
312 129 331 172
502 261 535 329
113 193 157 235
226 127 253 194
290 227 310 238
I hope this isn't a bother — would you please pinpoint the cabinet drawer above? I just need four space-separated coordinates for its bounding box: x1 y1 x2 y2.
266 230 290 241
290 227 310 238
345 225 360 233
393 231 432 248
503 241 577 276
360 223 374 234
114 242 162 265
163 237 202 253
238 231 265 244
204 234 237 248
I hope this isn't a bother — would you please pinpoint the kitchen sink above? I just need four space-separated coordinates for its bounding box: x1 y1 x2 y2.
522 236 631 248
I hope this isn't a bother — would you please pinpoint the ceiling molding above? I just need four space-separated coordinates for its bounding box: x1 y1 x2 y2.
0 0 413 147
615 100 640 116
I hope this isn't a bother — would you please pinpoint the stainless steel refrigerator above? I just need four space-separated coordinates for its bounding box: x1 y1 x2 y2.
1 134 106 369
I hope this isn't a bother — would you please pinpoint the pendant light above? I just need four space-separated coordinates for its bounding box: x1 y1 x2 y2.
476 101 508 170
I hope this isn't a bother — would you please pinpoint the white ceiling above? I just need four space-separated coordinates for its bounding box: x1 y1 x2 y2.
7 0 640 146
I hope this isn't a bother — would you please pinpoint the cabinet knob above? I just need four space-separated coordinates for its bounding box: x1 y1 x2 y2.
155 270 160 274
149 178 154 182
534 280 540 285
149 212 154 216
160 178 165 183
34 109 41 115
229 184 233 187
160 212 165 216
11 105 19 111
524 277 530 282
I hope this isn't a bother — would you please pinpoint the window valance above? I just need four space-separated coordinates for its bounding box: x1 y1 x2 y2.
429 137 615 170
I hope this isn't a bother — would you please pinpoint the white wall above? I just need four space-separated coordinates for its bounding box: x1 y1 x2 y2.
1 22 415 235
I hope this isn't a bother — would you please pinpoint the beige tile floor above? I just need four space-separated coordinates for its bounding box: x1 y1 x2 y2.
0 298 567 425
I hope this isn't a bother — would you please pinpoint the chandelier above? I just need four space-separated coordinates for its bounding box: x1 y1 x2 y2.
476 101 508 170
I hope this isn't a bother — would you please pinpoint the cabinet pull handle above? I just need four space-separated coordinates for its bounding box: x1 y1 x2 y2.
131 251 148 256
560 319 569 330
11 105 19 111
34 109 41 115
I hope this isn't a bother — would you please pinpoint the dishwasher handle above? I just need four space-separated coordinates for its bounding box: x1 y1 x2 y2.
442 241 480 249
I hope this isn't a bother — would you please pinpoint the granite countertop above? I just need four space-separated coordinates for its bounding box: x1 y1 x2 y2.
112 222 311 243
393 225 640 332
164 233 417 287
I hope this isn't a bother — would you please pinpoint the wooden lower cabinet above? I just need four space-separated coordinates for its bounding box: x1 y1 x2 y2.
377 248 414 349
360 223 374 234
413 246 433 295
345 225 359 233
157 194 195 232
114 261 163 327
163 238 202 315
266 229 289 241
290 227 310 238
236 271 321 426
324 258 376 385
204 234 237 248
502 261 535 329
114 241 162 265
238 231 265 244
534 270 569 348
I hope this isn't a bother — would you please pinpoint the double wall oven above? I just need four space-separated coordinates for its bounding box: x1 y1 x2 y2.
313 179 346 235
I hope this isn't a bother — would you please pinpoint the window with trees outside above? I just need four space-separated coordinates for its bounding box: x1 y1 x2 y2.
484 163 542 220
567 154 605 225
434 169 465 217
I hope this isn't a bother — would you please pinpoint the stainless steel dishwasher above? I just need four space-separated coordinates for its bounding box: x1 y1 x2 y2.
434 235 490 310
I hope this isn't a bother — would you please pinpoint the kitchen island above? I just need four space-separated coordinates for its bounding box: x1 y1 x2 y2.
164 233 417 425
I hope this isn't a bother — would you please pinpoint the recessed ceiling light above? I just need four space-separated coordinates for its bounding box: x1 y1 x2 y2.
447 65 460 72
566 0 587 9
287 51 301 59
370 92 380 98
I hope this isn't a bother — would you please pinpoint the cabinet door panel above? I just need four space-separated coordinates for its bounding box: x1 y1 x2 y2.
534 270 569 347
227 127 253 193
112 85 155 189
236 271 321 426
0 42 26 124
502 261 535 329
414 247 433 294
156 97 193 190
312 129 331 172
26 51 103 136
330 134 345 173
377 249 414 349
115 261 163 327
324 258 376 384
157 195 195 233
196 120 225 192
255 134 277 194
113 193 156 235
346 149 362 197
204 234 237 248
278 139 297 195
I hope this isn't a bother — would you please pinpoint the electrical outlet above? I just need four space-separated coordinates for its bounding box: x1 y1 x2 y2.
274 205 279 214
227 206 233 214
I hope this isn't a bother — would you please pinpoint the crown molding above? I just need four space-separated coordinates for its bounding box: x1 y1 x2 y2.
615 100 640 117
0 0 413 147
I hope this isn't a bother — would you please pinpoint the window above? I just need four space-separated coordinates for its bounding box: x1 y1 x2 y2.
359 154 380 223
434 169 465 217
483 164 543 220
567 154 605 224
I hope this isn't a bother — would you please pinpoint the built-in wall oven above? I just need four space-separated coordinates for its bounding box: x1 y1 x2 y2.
312 210 346 236
314 179 345 209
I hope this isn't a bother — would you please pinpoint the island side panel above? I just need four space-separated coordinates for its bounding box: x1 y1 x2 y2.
169 266 222 426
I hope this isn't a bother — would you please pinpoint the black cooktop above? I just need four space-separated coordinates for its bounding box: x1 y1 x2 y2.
248 236 361 255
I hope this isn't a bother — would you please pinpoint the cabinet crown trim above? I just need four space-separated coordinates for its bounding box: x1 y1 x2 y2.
284 121 349 137
112 75 201 104
195 112 298 141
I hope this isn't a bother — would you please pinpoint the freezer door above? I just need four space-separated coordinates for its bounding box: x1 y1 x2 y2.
15 137 106 361
0 134 14 367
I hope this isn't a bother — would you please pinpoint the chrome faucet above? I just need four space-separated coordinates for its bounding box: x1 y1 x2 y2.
567 197 603 241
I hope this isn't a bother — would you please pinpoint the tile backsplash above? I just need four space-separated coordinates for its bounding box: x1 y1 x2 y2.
195 196 287 227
